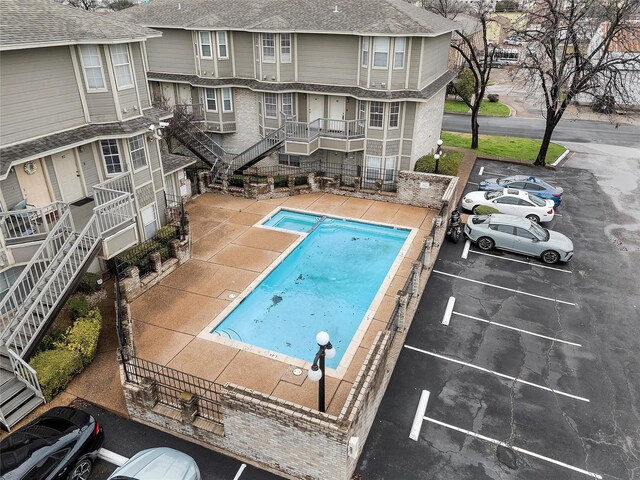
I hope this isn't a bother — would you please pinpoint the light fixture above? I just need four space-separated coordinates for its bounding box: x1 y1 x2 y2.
307 331 336 412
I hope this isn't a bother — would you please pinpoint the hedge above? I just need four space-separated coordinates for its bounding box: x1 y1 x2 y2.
473 205 501 215
415 151 464 176
55 310 102 366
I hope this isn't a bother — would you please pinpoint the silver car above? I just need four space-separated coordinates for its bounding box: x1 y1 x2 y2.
107 447 201 480
464 214 574 264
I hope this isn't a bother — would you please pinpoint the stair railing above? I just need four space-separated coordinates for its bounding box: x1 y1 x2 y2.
225 126 286 174
8 349 44 400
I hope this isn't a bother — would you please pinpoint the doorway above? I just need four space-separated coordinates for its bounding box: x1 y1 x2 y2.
52 150 85 203
15 159 52 207
328 96 345 133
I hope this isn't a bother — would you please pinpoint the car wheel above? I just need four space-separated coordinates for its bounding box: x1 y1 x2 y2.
68 458 92 480
526 214 540 223
477 237 494 251
541 250 560 264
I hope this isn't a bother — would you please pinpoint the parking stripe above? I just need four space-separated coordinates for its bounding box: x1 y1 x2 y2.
441 297 456 325
453 311 582 347
461 239 471 259
433 270 576 306
479 166 485 176
404 345 589 402
233 464 247 480
98 448 128 467
409 390 430 441
468 249 572 273
423 416 603 479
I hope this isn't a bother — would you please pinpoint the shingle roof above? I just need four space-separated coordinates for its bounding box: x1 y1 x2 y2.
0 108 171 179
162 153 197 175
115 0 458 36
0 0 161 51
146 70 456 101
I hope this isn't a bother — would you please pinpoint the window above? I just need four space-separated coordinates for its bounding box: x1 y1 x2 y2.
205 88 217 111
389 102 400 128
369 101 384 127
262 33 275 62
361 37 369 67
281 33 291 63
141 205 158 240
495 197 520 205
199 31 212 58
515 227 536 239
358 101 367 120
282 92 293 116
508 182 526 188
217 31 228 58
110 44 134 90
373 37 389 67
496 224 515 235
525 183 544 191
222 88 233 112
79 45 106 91
264 93 277 118
384 156 396 181
365 156 381 180
279 151 300 166
129 136 147 170
100 139 122 175
394 37 406 68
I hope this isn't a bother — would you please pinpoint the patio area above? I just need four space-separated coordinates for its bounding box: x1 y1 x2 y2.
129 191 437 415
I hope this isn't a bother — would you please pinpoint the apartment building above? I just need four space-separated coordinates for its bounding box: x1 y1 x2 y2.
116 0 458 181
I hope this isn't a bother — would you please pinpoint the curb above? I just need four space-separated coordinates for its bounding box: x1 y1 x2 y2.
549 148 571 168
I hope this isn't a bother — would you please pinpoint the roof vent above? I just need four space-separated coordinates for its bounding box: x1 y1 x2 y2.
177 3 181 10
333 5 339 13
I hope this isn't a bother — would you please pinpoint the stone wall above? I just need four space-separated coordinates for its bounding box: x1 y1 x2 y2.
221 90 261 154
411 86 447 169
396 170 459 208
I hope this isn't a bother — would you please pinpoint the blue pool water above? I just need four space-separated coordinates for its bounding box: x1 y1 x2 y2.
212 210 410 368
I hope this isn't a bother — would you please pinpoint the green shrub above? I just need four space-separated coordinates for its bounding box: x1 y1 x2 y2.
56 310 102 366
274 176 288 188
29 348 83 401
473 205 500 215
294 176 308 186
76 272 102 295
487 93 500 103
67 295 89 320
154 225 179 244
414 151 464 176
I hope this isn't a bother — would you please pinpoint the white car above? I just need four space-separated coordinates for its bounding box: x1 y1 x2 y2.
461 188 555 223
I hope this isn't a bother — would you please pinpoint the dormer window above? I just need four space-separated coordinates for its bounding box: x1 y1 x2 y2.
199 31 212 58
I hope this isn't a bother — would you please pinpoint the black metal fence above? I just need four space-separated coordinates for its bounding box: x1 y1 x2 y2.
112 225 180 277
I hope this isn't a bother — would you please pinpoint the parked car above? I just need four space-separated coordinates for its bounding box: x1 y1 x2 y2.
107 447 201 480
461 188 555 223
479 175 564 206
0 406 104 480
464 214 574 263
504 36 523 46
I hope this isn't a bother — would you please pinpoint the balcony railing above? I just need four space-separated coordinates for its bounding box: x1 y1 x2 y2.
0 202 67 243
284 118 365 142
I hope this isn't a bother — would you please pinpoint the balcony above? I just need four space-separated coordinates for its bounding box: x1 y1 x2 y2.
284 118 365 155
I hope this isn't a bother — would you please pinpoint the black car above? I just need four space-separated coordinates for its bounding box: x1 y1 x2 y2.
0 406 104 480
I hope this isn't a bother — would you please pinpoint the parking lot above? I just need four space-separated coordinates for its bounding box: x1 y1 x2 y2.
356 159 640 479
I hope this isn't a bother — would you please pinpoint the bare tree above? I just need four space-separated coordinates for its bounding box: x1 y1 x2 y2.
57 0 99 10
423 0 498 148
511 0 640 165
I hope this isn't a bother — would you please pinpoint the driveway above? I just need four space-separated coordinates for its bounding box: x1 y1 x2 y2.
356 158 640 479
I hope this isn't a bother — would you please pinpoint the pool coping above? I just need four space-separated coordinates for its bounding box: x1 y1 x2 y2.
197 206 417 380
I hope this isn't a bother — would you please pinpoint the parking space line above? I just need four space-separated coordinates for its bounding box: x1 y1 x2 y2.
461 239 471 259
467 181 479 186
483 170 505 176
409 390 430 441
442 297 456 325
404 345 589 402
233 464 247 480
479 166 485 176
467 249 572 273
433 270 576 306
98 448 128 467
453 311 582 347
423 416 603 479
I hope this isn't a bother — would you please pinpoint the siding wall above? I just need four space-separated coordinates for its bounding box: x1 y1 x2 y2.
0 47 85 145
233 32 254 78
78 145 100 190
0 170 23 209
297 34 358 85
147 29 196 74
131 43 151 109
407 37 422 88
45 157 62 200
420 34 451 88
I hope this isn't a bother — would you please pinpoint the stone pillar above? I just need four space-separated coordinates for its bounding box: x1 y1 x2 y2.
375 179 383 193
222 174 229 193
140 377 158 409
149 251 162 274
127 266 140 285
268 176 275 194
354 176 361 192
288 175 295 194
411 262 421 296
197 172 207 194
308 172 317 191
422 237 434 269
169 239 190 265
179 391 198 423
396 290 408 332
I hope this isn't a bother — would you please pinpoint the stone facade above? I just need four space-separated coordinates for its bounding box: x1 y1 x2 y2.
411 86 447 167
221 89 262 154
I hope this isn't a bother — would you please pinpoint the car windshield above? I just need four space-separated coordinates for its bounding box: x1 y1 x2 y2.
527 194 546 206
485 190 503 200
529 221 549 240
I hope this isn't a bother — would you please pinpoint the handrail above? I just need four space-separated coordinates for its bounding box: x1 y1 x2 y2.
0 201 67 242
225 126 286 173
284 118 365 142
7 349 44 400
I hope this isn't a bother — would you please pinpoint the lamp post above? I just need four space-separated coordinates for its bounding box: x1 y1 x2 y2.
307 331 336 413
434 138 444 174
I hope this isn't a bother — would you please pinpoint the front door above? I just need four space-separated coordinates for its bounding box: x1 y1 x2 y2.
52 150 85 203
177 84 193 113
15 159 52 207
328 96 345 132
308 95 324 124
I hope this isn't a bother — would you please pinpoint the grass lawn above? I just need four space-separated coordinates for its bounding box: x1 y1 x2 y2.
441 132 565 164
444 99 510 117
415 150 465 176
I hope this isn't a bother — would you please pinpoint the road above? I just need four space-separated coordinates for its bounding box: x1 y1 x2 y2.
442 113 640 148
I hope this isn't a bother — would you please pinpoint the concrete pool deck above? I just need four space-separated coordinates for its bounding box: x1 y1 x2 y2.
129 192 437 415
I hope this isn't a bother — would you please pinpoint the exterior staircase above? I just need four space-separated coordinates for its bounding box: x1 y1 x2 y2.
0 176 136 431
172 109 285 180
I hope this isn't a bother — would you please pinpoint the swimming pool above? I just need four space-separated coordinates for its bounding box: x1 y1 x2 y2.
210 209 411 369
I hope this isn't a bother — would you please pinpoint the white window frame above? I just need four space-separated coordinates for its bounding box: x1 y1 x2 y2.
365 155 382 181
205 88 218 112
282 92 293 116
393 37 406 69
217 31 228 59
110 44 134 90
140 204 158 240
129 135 147 171
280 33 292 63
358 100 367 120
78 45 107 92
384 156 397 181
264 93 277 118
389 102 400 128
361 37 369 67
373 37 389 68
100 139 123 176
262 33 275 63
199 31 213 59
369 101 384 128
222 88 233 112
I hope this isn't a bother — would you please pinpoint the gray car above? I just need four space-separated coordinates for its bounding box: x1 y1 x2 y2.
464 214 574 263
107 447 201 480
